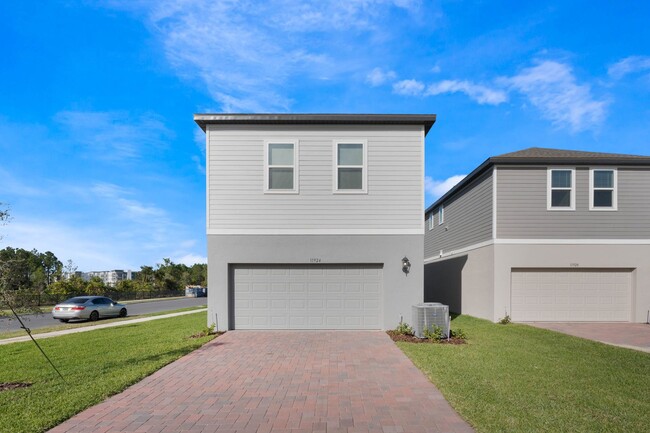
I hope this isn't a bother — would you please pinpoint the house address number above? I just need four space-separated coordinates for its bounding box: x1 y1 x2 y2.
310 258 322 263
570 263 579 267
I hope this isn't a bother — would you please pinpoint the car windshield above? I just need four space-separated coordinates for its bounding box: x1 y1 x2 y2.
63 297 90 305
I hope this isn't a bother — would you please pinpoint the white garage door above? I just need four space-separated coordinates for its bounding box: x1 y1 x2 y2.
511 269 632 322
233 264 383 329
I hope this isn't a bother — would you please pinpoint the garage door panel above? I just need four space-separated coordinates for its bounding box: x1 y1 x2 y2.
233 264 383 330
511 269 631 322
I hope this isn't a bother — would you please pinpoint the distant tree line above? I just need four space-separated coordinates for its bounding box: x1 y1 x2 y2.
0 246 207 310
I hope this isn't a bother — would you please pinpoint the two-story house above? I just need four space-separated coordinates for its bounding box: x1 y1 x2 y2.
195 113 436 331
424 147 650 323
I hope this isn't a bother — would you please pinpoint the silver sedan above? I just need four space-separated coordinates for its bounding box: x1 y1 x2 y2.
52 296 127 322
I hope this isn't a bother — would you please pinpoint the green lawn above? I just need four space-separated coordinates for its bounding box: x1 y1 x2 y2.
0 306 206 340
398 316 650 433
0 312 216 433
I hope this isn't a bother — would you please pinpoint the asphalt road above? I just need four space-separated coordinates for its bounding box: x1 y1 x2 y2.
0 297 207 333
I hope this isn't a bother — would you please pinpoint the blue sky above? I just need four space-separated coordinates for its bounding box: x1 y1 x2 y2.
1 1 649 270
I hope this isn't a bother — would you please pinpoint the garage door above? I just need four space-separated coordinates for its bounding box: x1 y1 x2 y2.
511 269 632 322
233 264 383 329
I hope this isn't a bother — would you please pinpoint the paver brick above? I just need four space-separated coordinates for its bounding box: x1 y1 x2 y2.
49 331 472 433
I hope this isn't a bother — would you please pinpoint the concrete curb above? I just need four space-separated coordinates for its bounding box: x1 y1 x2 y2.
0 308 207 346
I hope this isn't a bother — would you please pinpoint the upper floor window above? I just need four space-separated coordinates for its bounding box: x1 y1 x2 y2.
590 168 617 210
428 213 433 230
547 168 575 210
265 141 298 193
438 206 444 225
334 140 367 193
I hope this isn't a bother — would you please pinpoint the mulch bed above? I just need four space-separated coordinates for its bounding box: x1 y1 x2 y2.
386 330 466 345
0 382 32 392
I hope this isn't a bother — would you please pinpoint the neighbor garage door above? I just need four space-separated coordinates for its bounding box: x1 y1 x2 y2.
233 264 383 329
511 269 632 322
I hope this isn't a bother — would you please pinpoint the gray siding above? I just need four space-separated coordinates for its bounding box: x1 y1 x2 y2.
424 170 493 259
497 166 650 238
207 124 423 233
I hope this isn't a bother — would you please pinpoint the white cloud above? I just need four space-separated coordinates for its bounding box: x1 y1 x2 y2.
426 80 507 105
608 55 650 79
174 253 207 266
393 77 506 105
425 175 466 199
0 168 43 196
107 0 421 112
393 79 426 96
55 111 172 160
90 182 179 248
5 219 129 271
502 60 607 132
366 67 397 86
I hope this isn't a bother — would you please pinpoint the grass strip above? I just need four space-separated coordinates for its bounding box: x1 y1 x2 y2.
397 315 650 433
0 312 216 433
0 306 206 340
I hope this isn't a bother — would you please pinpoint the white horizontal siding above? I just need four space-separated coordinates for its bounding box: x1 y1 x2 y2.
207 125 424 233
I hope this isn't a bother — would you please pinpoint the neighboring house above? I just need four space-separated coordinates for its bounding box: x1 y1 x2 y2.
195 113 436 331
424 147 650 323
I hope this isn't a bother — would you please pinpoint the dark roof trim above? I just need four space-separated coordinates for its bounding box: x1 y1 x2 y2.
194 113 437 135
425 153 650 214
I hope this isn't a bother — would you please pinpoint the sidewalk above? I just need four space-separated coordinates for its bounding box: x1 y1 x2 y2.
0 308 207 346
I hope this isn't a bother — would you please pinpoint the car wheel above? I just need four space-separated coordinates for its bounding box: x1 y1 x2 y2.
59 319 69 323
89 310 99 321
119 308 127 318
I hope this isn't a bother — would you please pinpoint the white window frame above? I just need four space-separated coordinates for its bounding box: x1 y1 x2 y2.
589 168 617 211
428 213 433 230
438 206 444 225
264 140 299 194
547 168 575 211
333 139 368 194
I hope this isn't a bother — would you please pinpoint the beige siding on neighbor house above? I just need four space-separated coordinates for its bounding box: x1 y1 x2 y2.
424 170 493 259
496 166 650 238
207 125 424 234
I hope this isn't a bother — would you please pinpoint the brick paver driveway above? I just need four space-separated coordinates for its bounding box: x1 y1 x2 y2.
51 331 473 433
530 322 650 353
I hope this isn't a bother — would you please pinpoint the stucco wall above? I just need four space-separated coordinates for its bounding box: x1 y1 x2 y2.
424 244 494 321
493 243 650 323
208 234 423 330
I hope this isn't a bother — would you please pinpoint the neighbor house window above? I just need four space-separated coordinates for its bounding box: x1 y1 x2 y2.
438 206 444 225
428 213 433 230
547 168 575 210
590 168 617 210
266 141 298 193
334 140 367 193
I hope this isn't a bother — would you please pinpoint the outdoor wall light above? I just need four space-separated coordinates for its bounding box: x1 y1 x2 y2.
402 256 411 275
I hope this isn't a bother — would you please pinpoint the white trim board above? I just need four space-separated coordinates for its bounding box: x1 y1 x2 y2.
424 239 494 263
492 166 497 239
496 238 650 245
207 228 424 235
424 237 650 264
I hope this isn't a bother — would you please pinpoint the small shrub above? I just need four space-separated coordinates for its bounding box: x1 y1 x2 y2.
394 321 414 336
498 314 511 325
450 328 467 340
423 324 445 341
190 323 216 338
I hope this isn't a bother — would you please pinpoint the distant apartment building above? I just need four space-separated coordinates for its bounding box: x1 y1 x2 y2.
64 269 139 287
